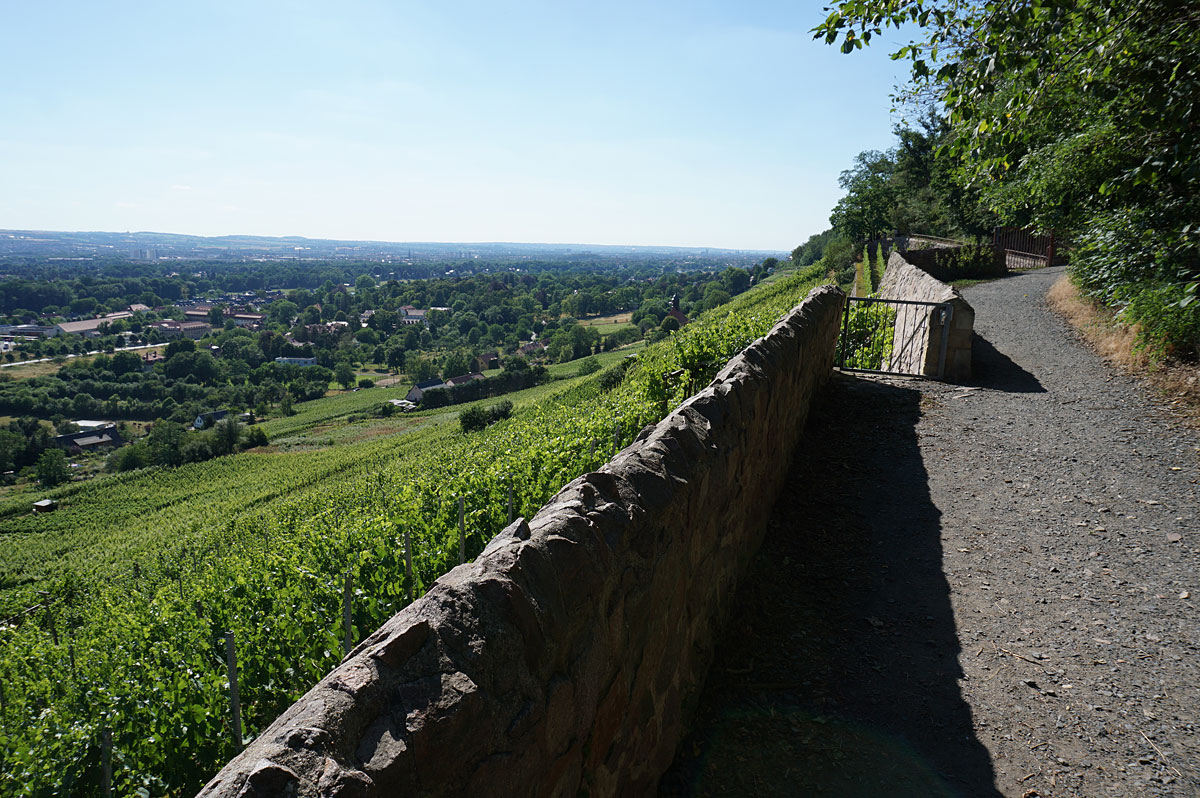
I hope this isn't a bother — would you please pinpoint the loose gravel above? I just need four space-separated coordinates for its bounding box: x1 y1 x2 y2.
662 266 1199 797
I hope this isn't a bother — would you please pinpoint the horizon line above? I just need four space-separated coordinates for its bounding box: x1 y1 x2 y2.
1 227 790 254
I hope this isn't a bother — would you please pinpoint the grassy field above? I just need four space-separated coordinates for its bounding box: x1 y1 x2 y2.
544 341 644 378
579 311 636 335
258 383 414 438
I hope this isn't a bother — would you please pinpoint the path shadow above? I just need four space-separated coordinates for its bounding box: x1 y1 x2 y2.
660 374 999 797
969 334 1045 393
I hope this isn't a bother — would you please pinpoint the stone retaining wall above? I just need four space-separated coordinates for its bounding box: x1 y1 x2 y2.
879 252 975 381
199 284 845 798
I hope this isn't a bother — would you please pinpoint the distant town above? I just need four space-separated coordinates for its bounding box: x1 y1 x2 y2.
0 228 780 264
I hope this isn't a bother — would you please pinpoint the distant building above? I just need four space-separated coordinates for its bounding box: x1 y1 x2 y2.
304 321 350 336
405 378 445 403
667 294 690 327
398 306 430 328
149 320 182 338
275 356 318 367
53 425 124 453
194 410 228 430
229 313 265 328
128 303 151 313
32 499 58 514
444 372 484 387
0 324 59 339
519 340 546 357
475 352 500 371
55 312 133 338
179 321 212 340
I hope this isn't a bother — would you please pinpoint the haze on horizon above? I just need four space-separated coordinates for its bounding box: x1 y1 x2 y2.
2 1 907 252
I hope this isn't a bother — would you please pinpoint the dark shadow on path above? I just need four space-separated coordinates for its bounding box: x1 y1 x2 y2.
660 374 999 798
969 334 1045 393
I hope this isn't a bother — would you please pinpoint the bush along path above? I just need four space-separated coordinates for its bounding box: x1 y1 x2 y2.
664 266 1199 797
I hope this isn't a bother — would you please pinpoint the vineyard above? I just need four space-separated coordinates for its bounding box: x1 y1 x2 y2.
0 266 829 796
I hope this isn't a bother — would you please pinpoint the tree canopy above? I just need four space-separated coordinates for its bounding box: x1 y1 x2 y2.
816 0 1200 354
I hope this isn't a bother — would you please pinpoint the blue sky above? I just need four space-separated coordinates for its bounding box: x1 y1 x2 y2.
2 1 909 251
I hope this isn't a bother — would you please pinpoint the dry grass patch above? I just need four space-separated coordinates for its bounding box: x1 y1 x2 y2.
1047 275 1200 424
1046 276 1144 368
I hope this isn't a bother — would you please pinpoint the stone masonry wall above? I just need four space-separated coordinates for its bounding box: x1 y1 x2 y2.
198 284 845 798
879 251 975 381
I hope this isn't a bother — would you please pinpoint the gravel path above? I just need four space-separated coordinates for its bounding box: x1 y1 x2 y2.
662 266 1199 797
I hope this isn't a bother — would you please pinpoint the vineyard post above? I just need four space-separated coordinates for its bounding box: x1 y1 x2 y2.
403 527 414 604
507 477 513 524
342 571 353 657
68 628 76 678
589 439 596 464
0 680 6 718
224 632 243 751
613 423 620 453
101 728 112 797
458 497 466 564
47 607 59 646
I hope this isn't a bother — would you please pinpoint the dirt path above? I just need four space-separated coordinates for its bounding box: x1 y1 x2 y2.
662 267 1199 797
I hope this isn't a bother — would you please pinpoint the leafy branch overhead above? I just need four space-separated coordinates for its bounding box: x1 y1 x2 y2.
816 0 1200 354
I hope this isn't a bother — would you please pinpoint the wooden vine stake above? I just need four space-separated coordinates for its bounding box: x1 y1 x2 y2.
507 477 514 524
403 527 414 604
101 728 112 797
342 571 353 657
224 632 243 751
458 497 466 564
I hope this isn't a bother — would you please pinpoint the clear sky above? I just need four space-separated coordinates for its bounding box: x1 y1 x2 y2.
2 1 909 251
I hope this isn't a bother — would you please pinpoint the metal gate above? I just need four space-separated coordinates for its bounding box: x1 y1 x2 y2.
837 296 954 379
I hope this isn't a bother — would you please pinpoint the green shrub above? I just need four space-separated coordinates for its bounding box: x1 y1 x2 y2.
459 401 512 433
1118 282 1200 360
241 426 269 450
575 356 601 377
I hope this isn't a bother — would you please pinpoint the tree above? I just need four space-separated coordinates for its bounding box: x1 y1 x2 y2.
0 429 22 473
815 0 1200 307
720 267 751 296
211 417 242 456
110 350 142 376
334 361 356 390
828 150 896 243
405 352 437 382
441 350 471 380
147 420 185 467
107 443 149 472
36 447 69 486
267 299 298 327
